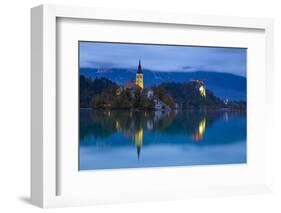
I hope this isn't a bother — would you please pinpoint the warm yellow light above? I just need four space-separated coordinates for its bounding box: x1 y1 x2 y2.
134 128 143 147
199 85 206 97
132 128 143 159
136 73 144 89
116 88 121 96
115 120 119 129
192 118 206 142
198 118 206 136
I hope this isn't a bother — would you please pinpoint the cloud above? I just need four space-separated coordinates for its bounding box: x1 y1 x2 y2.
79 42 247 76
86 60 120 69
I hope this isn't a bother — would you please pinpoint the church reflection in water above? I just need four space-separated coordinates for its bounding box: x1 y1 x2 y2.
79 109 243 160
132 128 143 159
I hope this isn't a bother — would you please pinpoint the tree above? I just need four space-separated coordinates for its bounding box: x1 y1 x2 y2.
152 86 175 108
80 75 118 108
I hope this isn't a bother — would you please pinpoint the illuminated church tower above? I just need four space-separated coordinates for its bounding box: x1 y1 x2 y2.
136 60 144 89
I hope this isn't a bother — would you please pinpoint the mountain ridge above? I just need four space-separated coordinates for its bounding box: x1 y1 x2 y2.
80 68 246 101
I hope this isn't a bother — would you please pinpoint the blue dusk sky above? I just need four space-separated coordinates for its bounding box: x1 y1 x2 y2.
79 41 247 77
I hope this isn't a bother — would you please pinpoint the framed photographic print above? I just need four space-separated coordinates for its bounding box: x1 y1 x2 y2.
78 42 247 170
31 4 274 208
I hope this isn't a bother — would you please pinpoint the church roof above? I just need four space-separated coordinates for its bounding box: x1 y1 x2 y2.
124 80 136 89
137 59 143 74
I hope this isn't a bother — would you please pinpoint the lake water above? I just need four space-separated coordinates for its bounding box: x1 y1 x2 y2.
79 109 246 170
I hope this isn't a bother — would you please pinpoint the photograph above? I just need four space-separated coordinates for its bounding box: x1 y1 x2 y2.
79 41 247 170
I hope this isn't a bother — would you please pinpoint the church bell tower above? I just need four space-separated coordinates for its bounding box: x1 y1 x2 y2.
136 60 144 89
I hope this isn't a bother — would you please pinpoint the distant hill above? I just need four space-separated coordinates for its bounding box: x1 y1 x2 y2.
159 81 224 109
80 68 246 101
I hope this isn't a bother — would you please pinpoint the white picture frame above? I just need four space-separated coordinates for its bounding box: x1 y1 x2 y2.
31 4 274 208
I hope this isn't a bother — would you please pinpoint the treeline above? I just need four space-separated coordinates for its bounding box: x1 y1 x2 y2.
80 75 118 108
80 75 174 109
91 87 155 110
80 75 246 110
160 82 224 109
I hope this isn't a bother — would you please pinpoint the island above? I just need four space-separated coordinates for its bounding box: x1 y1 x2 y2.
80 60 246 111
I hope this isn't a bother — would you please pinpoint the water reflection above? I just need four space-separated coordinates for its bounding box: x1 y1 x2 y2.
132 128 143 159
192 118 206 142
79 109 246 170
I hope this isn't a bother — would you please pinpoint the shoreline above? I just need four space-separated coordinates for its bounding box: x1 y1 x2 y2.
80 107 246 112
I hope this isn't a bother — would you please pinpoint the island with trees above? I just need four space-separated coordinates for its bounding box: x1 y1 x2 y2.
80 75 246 111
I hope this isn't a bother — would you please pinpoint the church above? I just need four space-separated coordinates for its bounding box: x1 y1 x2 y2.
136 60 144 89
124 59 144 90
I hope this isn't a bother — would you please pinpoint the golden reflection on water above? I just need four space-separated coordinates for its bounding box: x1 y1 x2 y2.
83 109 246 161
115 120 120 129
192 118 206 142
132 128 143 159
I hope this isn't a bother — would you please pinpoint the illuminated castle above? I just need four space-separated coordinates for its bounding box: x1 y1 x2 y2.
136 60 144 89
192 80 206 97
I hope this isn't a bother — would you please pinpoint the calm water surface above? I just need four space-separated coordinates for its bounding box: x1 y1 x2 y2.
79 109 246 170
